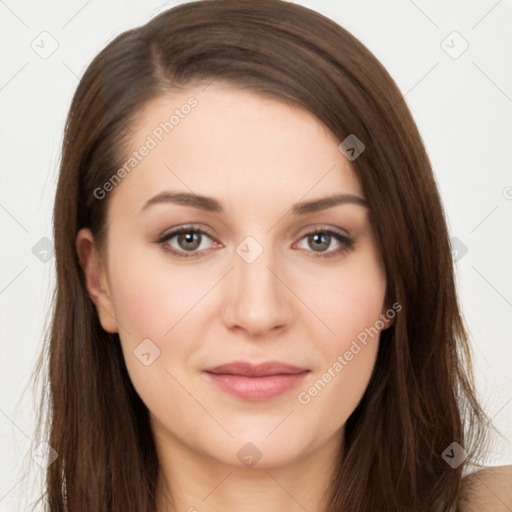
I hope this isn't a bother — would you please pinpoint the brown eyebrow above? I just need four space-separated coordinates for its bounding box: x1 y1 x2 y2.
140 191 368 214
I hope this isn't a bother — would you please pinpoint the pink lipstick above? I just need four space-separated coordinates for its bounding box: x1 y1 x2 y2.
203 361 310 401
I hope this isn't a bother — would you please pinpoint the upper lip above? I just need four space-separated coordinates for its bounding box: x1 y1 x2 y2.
203 361 309 377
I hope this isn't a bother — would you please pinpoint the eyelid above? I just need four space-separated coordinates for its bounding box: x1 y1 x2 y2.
155 223 354 259
293 223 351 240
292 225 353 259
157 223 217 242
155 224 221 257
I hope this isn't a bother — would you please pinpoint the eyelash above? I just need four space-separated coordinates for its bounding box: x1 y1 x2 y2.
154 224 354 260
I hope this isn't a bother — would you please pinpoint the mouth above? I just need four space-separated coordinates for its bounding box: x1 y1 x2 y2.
202 361 310 401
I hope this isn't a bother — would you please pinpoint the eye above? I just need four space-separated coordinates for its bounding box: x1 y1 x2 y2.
294 228 354 258
156 225 218 259
155 225 354 260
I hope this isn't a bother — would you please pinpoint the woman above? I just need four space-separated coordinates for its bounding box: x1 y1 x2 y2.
31 0 511 510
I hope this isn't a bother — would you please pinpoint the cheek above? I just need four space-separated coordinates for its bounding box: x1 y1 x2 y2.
108 246 202 341
294 253 386 420
316 253 387 350
106 249 205 418
296 344 378 441
105 246 207 394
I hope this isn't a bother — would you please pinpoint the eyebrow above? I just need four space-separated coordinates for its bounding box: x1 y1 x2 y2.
140 191 368 215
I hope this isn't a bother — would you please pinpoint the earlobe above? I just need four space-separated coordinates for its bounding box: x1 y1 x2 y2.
75 228 119 333
380 297 398 330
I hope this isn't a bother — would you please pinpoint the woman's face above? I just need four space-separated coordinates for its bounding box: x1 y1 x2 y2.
78 83 391 469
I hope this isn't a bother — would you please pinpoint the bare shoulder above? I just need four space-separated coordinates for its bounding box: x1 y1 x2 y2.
458 465 512 511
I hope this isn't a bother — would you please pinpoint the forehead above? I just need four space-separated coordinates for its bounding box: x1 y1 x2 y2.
111 83 364 213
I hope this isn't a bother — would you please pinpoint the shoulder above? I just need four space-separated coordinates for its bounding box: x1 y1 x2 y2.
458 464 512 511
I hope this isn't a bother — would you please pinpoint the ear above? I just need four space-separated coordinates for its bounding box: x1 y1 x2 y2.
75 228 118 333
380 295 399 330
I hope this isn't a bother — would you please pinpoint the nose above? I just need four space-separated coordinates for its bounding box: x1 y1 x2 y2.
221 238 293 338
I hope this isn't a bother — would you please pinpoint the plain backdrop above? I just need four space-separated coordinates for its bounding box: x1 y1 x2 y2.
1 0 511 510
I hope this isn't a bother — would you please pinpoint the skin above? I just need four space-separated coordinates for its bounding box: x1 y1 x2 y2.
76 82 397 511
459 465 512 511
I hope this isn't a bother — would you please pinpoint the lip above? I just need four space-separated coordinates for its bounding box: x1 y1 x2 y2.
204 361 309 377
203 361 310 401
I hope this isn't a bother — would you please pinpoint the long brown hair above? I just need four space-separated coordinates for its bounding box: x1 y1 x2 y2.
31 0 492 510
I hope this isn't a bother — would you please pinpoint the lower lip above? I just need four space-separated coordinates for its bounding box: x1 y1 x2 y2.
204 371 310 401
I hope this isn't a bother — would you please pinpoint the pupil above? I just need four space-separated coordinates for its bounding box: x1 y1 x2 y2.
179 231 200 250
310 233 329 251
176 231 331 253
